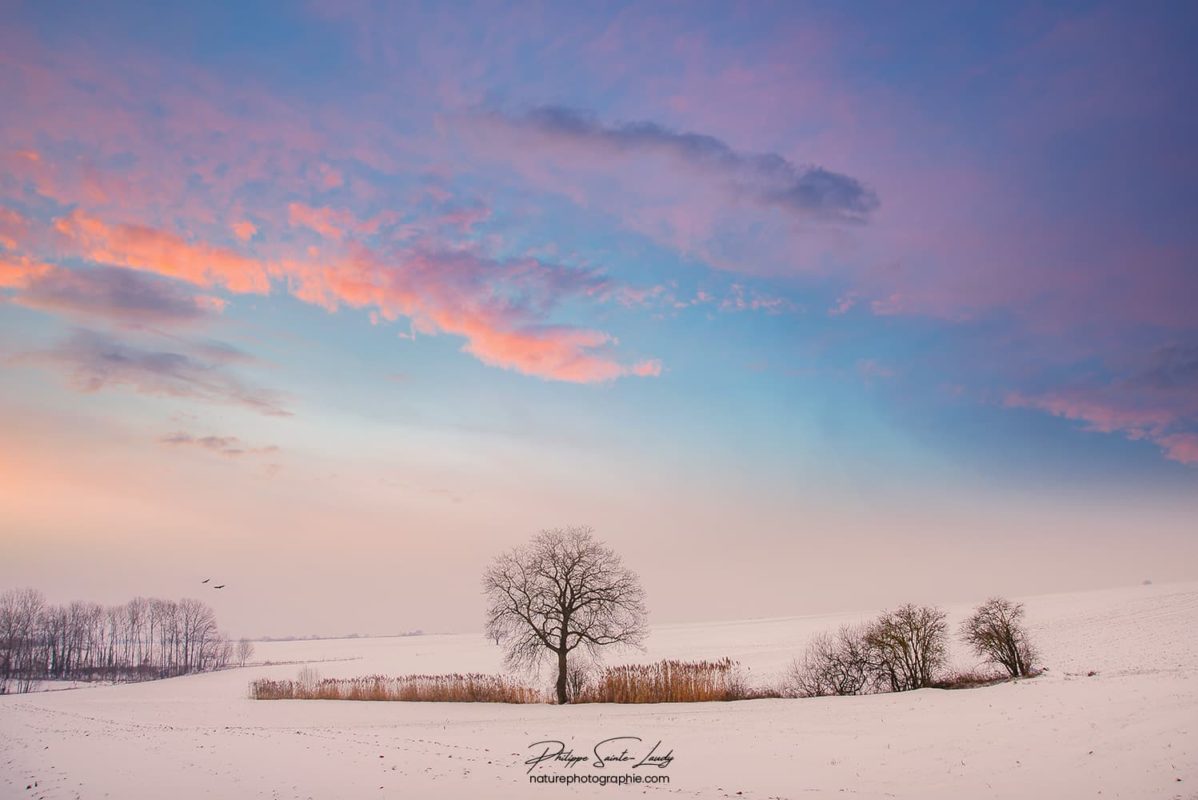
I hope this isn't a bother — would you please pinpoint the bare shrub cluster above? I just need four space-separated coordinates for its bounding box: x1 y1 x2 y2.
786 598 1038 698
785 625 871 697
575 658 779 703
929 670 1011 690
1 588 232 694
250 672 543 703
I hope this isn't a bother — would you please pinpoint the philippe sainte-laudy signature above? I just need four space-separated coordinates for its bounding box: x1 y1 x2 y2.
525 737 675 773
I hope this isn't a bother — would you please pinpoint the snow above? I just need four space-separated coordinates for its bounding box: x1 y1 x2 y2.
3 581 1195 799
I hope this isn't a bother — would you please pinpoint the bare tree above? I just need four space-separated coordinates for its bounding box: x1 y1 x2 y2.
0 589 46 693
961 597 1037 678
483 526 647 704
237 637 255 667
863 604 948 692
786 624 871 697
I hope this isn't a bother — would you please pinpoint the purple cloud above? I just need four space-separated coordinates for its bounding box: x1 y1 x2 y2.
24 329 291 416
488 106 879 222
1004 341 1198 465
158 431 279 458
11 264 222 325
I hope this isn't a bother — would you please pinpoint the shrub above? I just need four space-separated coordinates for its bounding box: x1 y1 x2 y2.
960 597 1037 678
863 604 948 691
785 625 871 697
929 669 1009 690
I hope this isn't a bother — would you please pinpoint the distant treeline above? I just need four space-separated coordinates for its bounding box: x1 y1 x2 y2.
257 630 424 642
0 588 233 693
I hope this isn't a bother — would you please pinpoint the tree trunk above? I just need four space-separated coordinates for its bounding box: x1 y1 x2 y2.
555 647 569 704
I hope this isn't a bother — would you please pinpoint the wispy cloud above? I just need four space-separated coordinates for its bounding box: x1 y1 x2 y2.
718 283 796 314
158 431 279 458
23 329 291 416
289 246 660 382
1130 344 1198 391
1004 345 1198 464
857 359 896 382
53 211 270 294
48 210 659 383
6 262 222 326
487 106 879 223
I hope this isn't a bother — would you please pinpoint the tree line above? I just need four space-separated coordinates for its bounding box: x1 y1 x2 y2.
0 588 234 693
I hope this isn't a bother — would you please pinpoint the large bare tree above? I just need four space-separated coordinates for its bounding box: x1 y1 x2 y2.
483 526 647 704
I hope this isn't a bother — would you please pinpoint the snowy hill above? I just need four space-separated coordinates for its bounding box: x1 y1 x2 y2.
3 581 1195 799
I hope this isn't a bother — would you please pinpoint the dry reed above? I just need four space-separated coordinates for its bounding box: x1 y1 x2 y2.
575 658 778 703
250 673 543 703
251 658 781 704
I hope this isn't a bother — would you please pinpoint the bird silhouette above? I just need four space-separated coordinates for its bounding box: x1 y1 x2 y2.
213 584 226 589
201 578 210 584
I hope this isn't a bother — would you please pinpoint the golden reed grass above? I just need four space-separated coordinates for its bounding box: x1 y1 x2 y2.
250 659 781 704
250 673 544 703
575 658 780 703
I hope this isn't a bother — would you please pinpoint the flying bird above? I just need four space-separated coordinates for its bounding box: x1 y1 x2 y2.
213 584 226 589
201 579 210 584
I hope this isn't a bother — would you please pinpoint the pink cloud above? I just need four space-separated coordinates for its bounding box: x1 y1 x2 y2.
1158 433 1198 466
1004 391 1176 438
1005 387 1197 466
287 203 355 241
0 254 53 288
436 201 491 232
54 211 270 294
313 163 344 189
459 323 657 383
0 34 662 385
828 293 857 316
231 220 258 242
158 431 279 459
0 207 32 251
285 247 654 383
630 359 663 378
45 211 656 384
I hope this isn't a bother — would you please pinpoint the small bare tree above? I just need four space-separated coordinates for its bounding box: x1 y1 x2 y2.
864 604 948 691
961 597 1036 678
786 624 871 697
564 652 596 703
483 526 647 704
236 637 254 667
297 665 320 693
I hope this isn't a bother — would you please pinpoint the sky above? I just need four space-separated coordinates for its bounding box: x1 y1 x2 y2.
1 0 1196 638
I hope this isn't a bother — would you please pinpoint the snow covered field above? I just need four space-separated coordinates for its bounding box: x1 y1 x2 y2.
2 582 1195 799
